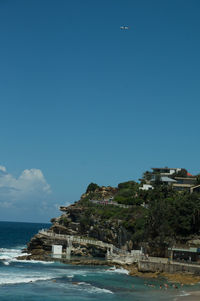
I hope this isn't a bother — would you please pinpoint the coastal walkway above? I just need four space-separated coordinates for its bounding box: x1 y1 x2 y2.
39 229 130 259
39 229 200 270
89 199 133 209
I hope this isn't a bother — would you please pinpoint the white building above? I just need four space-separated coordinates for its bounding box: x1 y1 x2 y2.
52 245 62 255
151 167 182 176
139 184 154 191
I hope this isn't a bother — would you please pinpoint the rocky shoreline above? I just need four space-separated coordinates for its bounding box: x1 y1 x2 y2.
17 252 200 286
21 186 200 287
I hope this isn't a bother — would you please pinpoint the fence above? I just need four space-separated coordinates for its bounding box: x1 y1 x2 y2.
39 229 129 255
90 200 133 209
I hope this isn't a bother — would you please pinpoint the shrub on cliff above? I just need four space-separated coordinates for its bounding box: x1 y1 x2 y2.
59 216 70 227
86 183 99 193
118 181 138 190
113 181 140 205
80 181 200 255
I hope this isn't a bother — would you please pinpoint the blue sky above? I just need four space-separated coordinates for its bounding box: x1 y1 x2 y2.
0 0 200 222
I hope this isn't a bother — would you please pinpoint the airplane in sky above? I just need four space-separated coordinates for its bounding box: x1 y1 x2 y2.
120 26 129 30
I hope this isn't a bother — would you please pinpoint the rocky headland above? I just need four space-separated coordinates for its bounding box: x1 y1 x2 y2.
21 181 200 284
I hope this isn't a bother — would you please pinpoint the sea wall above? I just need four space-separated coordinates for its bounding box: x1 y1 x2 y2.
138 260 200 275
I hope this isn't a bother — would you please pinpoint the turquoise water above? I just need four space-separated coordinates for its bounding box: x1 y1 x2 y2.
0 221 197 300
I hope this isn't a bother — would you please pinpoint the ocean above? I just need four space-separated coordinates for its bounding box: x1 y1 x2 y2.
0 221 197 301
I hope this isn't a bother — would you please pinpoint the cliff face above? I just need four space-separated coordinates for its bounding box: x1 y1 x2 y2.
26 186 137 260
80 185 118 201
26 204 133 260
51 205 131 248
24 182 200 261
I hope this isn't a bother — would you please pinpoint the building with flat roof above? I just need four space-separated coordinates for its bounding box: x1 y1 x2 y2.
141 167 199 192
151 176 177 185
151 167 182 176
190 184 200 194
168 247 200 262
172 177 197 191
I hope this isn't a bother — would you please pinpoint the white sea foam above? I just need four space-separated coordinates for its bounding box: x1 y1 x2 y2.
106 266 129 274
173 291 191 301
179 291 190 297
77 282 90 285
73 282 113 294
85 284 113 294
0 247 55 265
0 275 54 285
0 267 69 286
0 247 113 293
0 247 24 266
91 287 113 294
12 259 54 264
0 248 23 261
0 247 64 285
0 256 12 261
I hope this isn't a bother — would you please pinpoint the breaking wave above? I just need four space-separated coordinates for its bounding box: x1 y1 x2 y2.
0 247 23 261
106 266 129 274
70 282 113 294
0 275 54 285
0 247 54 265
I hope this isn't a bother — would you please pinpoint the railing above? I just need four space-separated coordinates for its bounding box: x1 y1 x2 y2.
113 245 128 255
140 256 200 267
90 200 133 209
39 229 129 255
39 230 200 265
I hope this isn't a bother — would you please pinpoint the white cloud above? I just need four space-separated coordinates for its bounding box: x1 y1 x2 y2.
0 165 63 222
0 165 51 205
0 165 6 172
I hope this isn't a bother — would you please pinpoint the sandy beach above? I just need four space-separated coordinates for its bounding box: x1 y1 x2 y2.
176 291 200 301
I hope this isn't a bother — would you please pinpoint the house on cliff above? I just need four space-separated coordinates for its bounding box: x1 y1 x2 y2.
141 167 199 192
151 167 182 176
172 176 197 192
190 184 200 193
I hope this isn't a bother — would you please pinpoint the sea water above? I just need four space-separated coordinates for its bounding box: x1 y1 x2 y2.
0 221 197 301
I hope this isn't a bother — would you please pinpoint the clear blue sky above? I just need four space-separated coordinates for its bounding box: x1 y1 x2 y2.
0 0 200 222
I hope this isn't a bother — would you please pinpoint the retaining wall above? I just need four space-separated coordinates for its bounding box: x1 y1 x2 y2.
138 260 200 275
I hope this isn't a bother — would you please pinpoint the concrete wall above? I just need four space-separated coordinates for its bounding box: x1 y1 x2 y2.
138 260 200 275
107 254 136 264
52 245 63 255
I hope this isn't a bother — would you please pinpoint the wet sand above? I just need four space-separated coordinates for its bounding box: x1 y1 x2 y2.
176 291 200 301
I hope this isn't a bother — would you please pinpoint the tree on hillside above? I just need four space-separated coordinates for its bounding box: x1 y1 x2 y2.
153 174 162 187
86 182 99 193
195 174 200 185
142 171 153 182
171 168 188 178
118 181 138 190
145 197 174 256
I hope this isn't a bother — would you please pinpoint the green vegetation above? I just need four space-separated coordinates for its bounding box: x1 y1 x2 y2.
171 168 188 178
113 181 142 205
59 215 70 227
80 180 200 256
86 183 99 193
141 171 152 182
79 197 147 248
143 187 200 255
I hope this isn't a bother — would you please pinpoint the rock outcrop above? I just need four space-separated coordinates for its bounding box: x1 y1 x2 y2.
24 186 135 260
